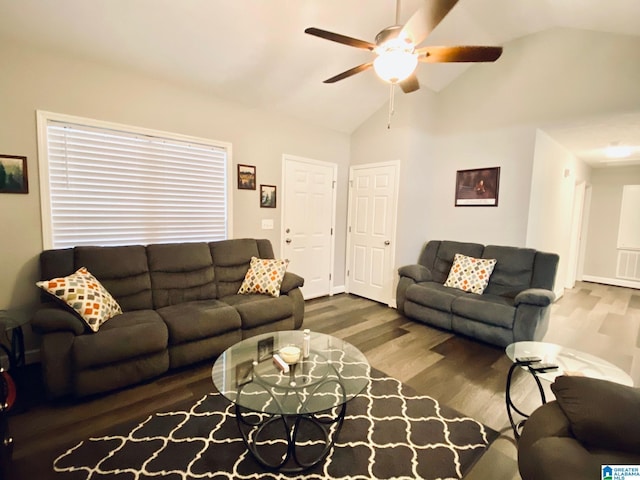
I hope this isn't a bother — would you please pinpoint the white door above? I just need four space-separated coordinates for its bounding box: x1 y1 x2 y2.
346 161 399 305
282 155 336 300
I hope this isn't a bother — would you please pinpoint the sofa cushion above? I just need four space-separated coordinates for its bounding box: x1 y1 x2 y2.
238 257 289 297
75 245 153 310
73 310 167 369
444 253 497 294
451 293 515 329
157 300 242 345
36 267 123 332
147 242 217 308
210 239 262 297
551 375 640 455
427 241 484 284
405 282 466 312
483 245 536 298
222 294 293 329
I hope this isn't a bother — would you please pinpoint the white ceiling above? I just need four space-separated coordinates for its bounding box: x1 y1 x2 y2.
1 0 640 164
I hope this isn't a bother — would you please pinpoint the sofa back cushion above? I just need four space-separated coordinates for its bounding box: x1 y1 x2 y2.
74 245 152 311
210 239 263 297
147 242 217 308
482 245 536 298
421 240 484 284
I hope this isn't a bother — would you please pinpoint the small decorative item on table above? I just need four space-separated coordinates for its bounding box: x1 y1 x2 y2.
279 345 301 365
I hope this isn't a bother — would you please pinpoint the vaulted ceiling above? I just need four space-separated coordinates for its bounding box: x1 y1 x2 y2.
1 0 640 163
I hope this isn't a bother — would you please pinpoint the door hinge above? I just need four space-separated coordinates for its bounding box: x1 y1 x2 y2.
330 227 333 235
329 273 332 280
347 270 350 277
332 180 336 189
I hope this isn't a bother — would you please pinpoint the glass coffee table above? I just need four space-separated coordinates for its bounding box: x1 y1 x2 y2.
505 341 634 438
211 330 370 472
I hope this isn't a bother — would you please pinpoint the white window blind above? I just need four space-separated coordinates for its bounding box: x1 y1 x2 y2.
42 117 229 249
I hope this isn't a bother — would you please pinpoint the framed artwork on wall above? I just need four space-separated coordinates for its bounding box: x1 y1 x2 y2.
237 164 256 190
455 167 500 207
0 154 28 194
260 185 276 208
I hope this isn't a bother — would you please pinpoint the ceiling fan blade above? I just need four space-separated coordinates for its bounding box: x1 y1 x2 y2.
399 74 420 93
417 46 503 63
324 63 374 83
305 27 375 51
400 0 459 46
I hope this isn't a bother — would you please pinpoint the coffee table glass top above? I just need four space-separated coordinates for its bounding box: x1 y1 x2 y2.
506 341 634 386
212 330 370 415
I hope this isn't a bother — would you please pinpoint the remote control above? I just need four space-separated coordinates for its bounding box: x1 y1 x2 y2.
272 354 290 373
515 356 541 364
529 363 558 373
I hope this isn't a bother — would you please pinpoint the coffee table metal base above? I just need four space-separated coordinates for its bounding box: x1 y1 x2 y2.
235 403 346 472
505 362 547 439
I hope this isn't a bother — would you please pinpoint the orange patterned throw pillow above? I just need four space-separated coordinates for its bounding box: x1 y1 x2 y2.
443 253 497 294
36 267 123 332
238 257 289 297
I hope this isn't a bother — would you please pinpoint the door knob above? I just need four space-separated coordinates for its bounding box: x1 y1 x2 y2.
384 240 391 245
286 238 292 244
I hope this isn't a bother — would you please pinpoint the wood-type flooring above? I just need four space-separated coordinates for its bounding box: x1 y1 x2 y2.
7 281 640 479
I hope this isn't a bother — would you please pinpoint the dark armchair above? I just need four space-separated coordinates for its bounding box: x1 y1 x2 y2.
518 375 640 480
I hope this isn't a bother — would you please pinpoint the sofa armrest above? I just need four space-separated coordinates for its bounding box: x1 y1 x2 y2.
31 306 86 335
551 375 640 454
280 271 304 294
398 264 433 283
514 288 555 307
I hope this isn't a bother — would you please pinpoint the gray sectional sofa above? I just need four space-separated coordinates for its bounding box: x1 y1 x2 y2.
32 238 304 399
396 240 559 347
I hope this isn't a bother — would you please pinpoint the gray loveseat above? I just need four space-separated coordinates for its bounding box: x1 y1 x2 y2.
32 238 304 399
396 240 559 347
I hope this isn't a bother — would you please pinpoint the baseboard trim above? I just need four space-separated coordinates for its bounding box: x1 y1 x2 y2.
332 285 346 295
581 275 640 290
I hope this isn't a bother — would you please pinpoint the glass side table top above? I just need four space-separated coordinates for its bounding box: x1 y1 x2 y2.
0 311 30 331
212 330 370 415
506 341 634 386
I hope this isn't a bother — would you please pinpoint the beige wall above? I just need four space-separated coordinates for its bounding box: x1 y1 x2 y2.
528 130 592 297
0 39 350 353
584 166 640 281
352 28 640 287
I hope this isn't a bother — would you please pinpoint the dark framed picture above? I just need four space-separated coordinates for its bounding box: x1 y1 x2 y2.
0 155 28 194
455 167 500 207
260 184 276 208
236 360 254 387
257 336 274 362
237 164 256 190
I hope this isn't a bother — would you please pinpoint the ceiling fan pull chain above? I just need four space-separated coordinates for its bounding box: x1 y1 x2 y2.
387 84 396 129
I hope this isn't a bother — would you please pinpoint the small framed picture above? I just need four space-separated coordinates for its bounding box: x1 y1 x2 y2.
236 360 254 387
455 167 500 207
257 336 274 362
0 155 28 194
260 184 276 208
237 164 256 190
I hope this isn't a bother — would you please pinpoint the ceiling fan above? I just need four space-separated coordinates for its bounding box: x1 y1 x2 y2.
304 0 503 94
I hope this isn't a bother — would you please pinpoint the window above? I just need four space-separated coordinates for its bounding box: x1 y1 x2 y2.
37 111 232 249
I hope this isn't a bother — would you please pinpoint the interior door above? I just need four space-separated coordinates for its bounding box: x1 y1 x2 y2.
346 161 399 305
282 155 336 300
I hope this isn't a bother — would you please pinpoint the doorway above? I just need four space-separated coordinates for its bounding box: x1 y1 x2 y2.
346 161 400 306
282 155 337 300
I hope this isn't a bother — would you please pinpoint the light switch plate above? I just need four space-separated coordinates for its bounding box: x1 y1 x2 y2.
261 219 274 230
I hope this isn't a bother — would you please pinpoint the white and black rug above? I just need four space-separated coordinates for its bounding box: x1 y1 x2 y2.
53 369 498 479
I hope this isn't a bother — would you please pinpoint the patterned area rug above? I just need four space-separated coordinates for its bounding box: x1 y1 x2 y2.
53 369 498 479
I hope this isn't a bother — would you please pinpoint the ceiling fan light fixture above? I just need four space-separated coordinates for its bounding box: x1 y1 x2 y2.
373 48 418 83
